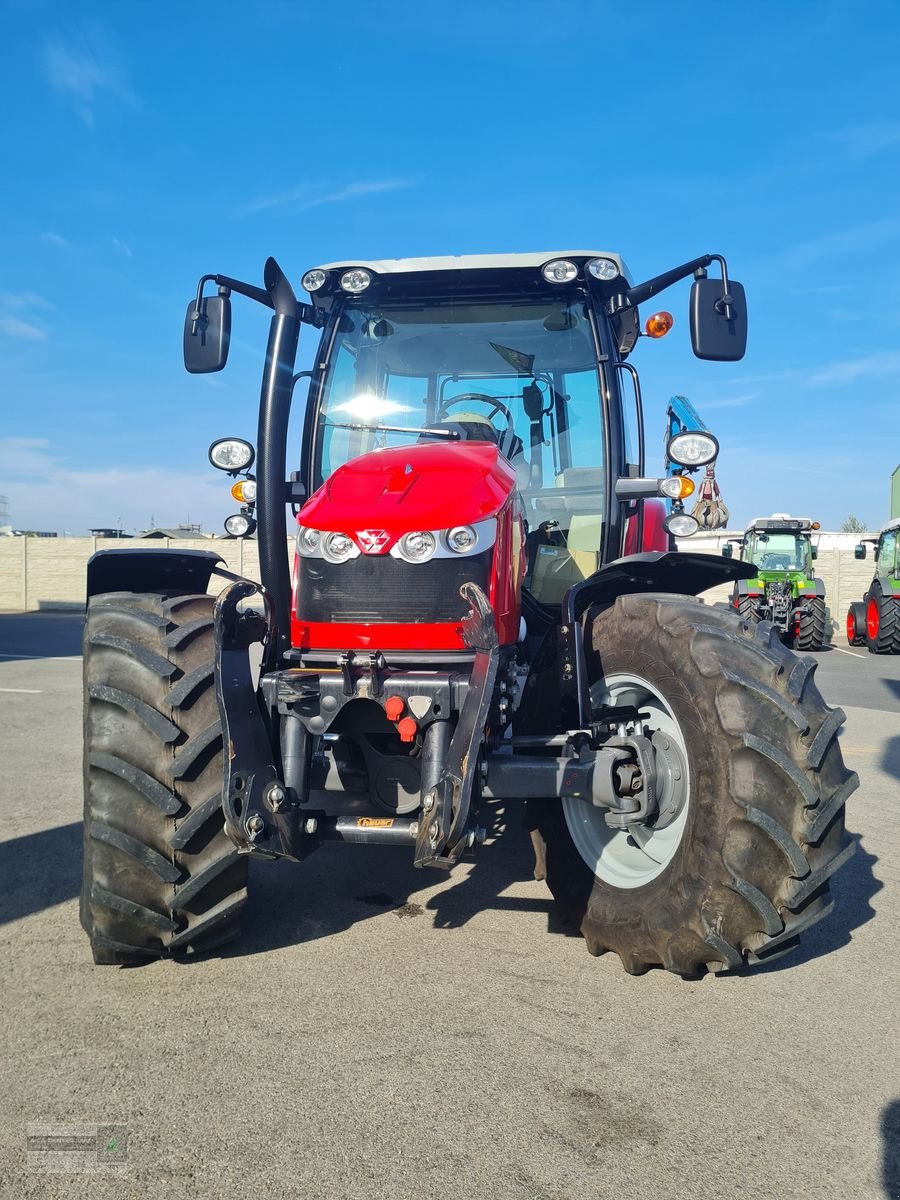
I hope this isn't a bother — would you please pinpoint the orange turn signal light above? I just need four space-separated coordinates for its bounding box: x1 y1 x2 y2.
812 521 821 530
230 480 256 504
674 476 695 499
645 311 674 339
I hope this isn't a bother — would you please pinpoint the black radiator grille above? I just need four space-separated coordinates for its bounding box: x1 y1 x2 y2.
297 549 492 624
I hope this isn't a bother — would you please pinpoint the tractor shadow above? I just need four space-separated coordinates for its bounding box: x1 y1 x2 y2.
883 1099 900 1200
215 801 561 961
0 822 83 926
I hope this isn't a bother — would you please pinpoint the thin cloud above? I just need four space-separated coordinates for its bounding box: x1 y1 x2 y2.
0 316 47 341
806 351 900 388
41 28 137 125
41 231 70 248
829 121 900 161
237 177 418 216
776 217 900 271
699 393 759 410
0 291 52 311
112 237 133 258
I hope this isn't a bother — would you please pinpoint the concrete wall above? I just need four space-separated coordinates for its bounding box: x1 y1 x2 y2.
686 530 873 642
0 537 276 612
0 532 875 643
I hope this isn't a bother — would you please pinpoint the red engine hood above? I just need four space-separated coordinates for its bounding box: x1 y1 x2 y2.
297 441 516 535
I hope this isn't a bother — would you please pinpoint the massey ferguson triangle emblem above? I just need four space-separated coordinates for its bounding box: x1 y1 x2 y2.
356 529 391 554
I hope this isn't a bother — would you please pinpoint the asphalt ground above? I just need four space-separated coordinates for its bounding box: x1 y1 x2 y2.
0 612 898 1200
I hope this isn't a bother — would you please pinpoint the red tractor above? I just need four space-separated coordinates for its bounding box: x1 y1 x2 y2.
80 251 856 975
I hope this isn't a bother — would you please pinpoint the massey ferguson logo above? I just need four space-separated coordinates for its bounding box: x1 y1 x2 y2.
356 529 391 555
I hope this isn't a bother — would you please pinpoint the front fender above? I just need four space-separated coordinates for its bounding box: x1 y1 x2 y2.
564 551 756 624
86 548 224 600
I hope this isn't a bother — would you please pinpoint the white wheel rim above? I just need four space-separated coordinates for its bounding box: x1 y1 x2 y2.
562 672 691 890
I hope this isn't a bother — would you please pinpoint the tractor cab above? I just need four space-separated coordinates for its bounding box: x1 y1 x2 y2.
743 516 818 578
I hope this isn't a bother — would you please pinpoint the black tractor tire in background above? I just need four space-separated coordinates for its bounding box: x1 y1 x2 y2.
528 594 857 976
795 596 827 651
865 586 900 654
81 592 248 964
737 595 760 623
846 602 867 647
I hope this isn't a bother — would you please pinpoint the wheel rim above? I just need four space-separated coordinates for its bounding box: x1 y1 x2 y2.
562 673 690 890
846 610 856 643
867 597 879 640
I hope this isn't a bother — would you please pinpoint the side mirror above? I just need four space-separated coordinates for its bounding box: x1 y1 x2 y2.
184 293 231 373
811 546 818 560
721 543 733 558
690 277 748 362
854 543 866 560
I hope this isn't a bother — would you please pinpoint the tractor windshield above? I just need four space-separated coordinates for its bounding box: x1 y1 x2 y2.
749 532 810 572
313 294 607 602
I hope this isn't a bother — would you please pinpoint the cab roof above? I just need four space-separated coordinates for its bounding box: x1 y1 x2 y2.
746 515 814 532
308 250 628 280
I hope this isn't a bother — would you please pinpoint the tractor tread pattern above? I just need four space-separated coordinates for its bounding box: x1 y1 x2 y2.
795 596 827 652
529 594 856 977
82 592 248 965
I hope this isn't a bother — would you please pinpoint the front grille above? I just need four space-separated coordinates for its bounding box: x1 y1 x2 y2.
297 550 492 624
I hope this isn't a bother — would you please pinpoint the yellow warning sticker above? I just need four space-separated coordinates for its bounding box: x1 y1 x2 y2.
357 817 394 829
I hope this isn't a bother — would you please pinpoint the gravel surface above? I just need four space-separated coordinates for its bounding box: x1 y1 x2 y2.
0 614 897 1199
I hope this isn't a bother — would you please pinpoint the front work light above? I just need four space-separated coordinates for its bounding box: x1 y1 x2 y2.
541 259 578 284
666 430 719 468
340 269 372 293
225 512 256 537
659 475 695 501
664 512 700 538
209 438 255 473
587 257 619 281
301 269 327 292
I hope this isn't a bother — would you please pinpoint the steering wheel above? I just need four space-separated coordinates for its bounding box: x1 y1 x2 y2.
438 392 515 438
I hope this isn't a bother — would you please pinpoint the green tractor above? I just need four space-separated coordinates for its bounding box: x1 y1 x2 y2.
724 515 827 650
847 519 900 652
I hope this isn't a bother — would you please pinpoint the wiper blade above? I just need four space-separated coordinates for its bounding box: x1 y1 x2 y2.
323 421 459 439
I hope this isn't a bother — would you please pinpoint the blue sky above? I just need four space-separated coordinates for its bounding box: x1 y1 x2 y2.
1 0 898 534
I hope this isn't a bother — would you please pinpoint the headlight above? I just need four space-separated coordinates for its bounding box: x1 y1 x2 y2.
209 438 255 473
225 512 256 537
664 513 700 538
301 269 327 292
446 525 477 553
297 526 321 555
397 531 437 563
340 268 372 293
322 531 357 563
541 259 578 284
587 257 619 281
230 479 257 504
667 431 719 467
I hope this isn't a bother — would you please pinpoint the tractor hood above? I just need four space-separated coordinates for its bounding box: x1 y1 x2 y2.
297 441 517 536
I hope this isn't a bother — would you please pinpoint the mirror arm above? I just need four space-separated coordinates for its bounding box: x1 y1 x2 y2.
608 254 715 314
213 273 274 310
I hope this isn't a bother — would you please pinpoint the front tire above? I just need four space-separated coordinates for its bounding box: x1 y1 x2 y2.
846 603 866 647
529 594 857 976
795 596 827 651
81 592 248 964
865 587 900 654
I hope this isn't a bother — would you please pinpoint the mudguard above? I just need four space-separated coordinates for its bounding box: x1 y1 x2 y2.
560 552 755 725
734 577 765 599
564 551 755 624
86 548 224 600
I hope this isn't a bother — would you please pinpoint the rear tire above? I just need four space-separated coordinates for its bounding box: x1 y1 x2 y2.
865 587 900 654
737 595 760 623
795 596 827 651
81 592 248 964
528 594 857 976
846 603 866 647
